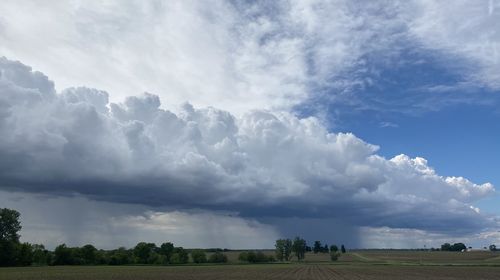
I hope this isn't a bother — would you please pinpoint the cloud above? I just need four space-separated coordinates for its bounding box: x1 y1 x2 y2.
0 0 419 115
0 1 306 113
379 121 399 128
0 57 495 235
408 0 500 89
1 0 498 124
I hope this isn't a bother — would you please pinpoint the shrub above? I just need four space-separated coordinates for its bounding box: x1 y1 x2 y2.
330 251 341 261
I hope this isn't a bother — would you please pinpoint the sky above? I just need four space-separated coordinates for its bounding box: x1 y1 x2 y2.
0 0 500 249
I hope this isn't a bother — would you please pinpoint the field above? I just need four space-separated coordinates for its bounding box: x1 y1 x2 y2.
2 251 500 280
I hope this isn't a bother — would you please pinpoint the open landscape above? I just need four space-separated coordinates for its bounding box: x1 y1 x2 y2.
2 251 500 280
2 1 500 279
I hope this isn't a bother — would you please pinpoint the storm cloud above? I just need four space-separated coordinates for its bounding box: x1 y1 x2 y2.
0 57 495 235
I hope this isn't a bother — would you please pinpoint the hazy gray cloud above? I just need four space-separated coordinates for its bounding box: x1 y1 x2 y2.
0 57 495 235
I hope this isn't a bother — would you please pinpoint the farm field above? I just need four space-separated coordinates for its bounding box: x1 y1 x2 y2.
2 251 500 280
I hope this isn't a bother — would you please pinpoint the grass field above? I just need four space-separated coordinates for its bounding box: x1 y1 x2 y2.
2 251 500 279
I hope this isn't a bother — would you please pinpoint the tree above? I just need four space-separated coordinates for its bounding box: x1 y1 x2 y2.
238 251 273 263
330 245 338 253
0 240 17 266
107 247 132 265
238 251 249 262
0 208 22 266
133 242 157 264
451 243 466 252
54 244 74 265
441 243 452 251
441 242 467 252
275 239 292 261
283 239 292 260
159 242 174 264
292 237 307 261
191 250 207 263
323 244 329 253
313 241 322 254
15 243 34 266
0 208 21 242
341 244 346 253
80 244 98 264
489 244 497 251
208 252 228 263
330 250 341 261
170 247 188 264
32 244 51 265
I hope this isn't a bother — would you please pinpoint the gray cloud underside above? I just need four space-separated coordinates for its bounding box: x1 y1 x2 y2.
0 57 495 233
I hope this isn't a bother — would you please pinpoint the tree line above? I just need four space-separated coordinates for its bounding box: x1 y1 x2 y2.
440 243 467 252
1 208 350 267
274 238 346 262
440 243 499 252
0 208 232 266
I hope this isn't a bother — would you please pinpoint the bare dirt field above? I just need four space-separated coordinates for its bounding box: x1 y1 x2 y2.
2 251 500 280
2 264 500 280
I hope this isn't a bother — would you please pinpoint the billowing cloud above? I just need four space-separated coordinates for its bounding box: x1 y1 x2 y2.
0 57 495 235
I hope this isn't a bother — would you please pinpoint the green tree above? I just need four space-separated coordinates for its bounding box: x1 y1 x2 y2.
133 242 157 264
275 239 285 261
489 244 497 251
147 252 161 264
238 251 273 263
0 208 22 266
15 243 33 266
323 244 329 253
330 250 341 261
441 243 451 251
32 244 50 265
275 239 292 261
341 244 346 253
208 251 228 263
191 250 207 263
238 251 249 262
313 241 322 253
54 244 74 265
284 239 292 260
292 237 306 261
107 247 132 265
450 243 466 252
159 242 174 264
0 241 17 266
330 245 338 253
170 247 188 264
80 244 97 265
0 208 21 242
